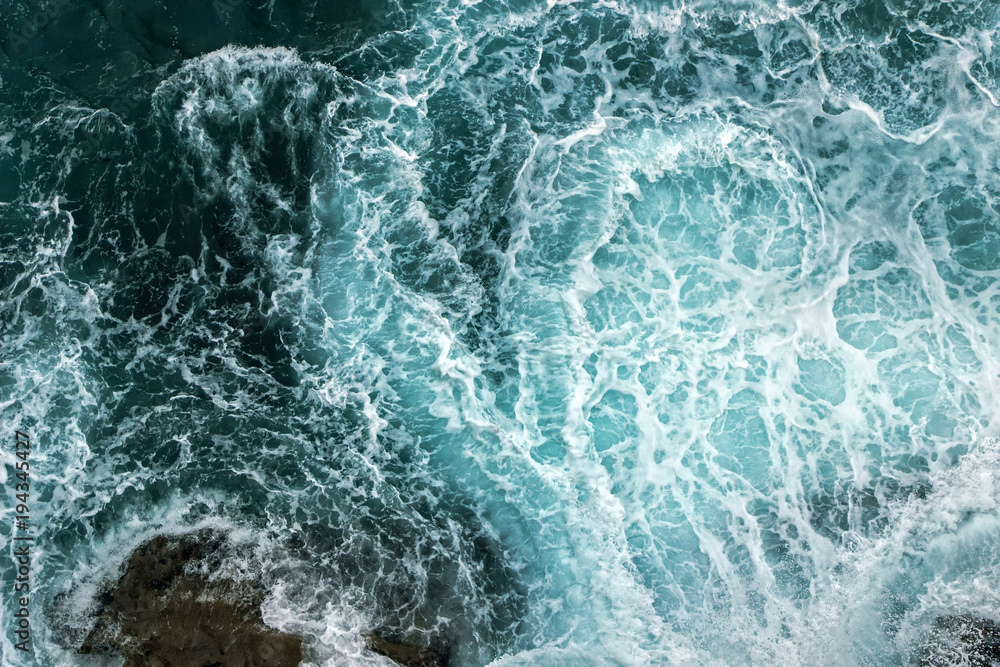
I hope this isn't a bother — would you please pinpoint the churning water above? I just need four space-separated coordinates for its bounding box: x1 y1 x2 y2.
1 0 1000 664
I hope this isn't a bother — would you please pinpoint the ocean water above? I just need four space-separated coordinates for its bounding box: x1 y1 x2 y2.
1 0 999 664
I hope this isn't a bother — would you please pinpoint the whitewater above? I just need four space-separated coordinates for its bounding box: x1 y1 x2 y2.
1 0 999 664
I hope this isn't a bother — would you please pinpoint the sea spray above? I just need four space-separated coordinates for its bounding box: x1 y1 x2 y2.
1 0 999 665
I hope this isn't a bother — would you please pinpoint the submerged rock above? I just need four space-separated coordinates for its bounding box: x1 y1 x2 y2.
79 530 303 666
364 632 448 667
918 615 1000 666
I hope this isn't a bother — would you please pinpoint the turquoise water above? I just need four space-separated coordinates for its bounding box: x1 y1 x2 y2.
1 0 1000 664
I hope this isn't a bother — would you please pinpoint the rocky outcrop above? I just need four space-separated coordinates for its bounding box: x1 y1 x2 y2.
918 615 1000 666
77 529 454 667
79 530 303 667
364 632 448 667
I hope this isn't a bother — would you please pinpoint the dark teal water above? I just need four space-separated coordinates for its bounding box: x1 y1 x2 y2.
2 0 1000 664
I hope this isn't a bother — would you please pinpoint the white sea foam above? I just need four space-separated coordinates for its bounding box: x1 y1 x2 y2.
4 0 1000 665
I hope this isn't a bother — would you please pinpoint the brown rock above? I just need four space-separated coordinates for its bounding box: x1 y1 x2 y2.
363 633 448 667
80 530 302 667
919 615 1000 667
